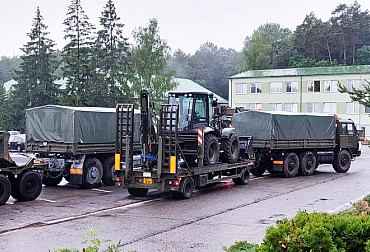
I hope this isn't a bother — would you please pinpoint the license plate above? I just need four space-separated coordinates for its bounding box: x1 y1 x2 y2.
143 178 152 184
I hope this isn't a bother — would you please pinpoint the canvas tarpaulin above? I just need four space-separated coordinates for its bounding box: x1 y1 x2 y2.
232 110 336 141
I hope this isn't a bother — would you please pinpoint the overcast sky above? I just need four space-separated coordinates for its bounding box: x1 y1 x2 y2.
1 0 370 57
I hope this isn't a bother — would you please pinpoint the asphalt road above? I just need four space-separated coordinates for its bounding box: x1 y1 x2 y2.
1 146 370 252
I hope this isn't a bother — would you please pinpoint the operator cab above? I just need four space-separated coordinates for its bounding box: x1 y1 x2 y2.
168 91 215 132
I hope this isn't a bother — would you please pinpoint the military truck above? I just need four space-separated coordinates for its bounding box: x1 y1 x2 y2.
115 90 254 199
25 105 136 188
0 131 47 205
232 110 362 177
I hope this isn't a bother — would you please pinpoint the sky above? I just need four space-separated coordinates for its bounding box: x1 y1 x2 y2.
1 0 370 57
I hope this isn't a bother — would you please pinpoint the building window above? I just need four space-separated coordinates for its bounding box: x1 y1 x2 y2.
270 82 282 93
347 102 360 114
285 103 298 112
347 79 361 91
235 103 247 108
323 102 337 113
307 102 320 113
307 81 320 92
286 81 298 93
235 83 247 94
250 103 262 110
365 106 370 114
250 82 262 94
324 80 338 92
270 103 282 111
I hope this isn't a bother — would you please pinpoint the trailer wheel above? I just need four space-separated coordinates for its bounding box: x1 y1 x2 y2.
0 174 11 205
299 152 316 176
283 152 299 178
221 134 240 164
204 134 220 165
83 157 103 188
333 150 351 173
17 171 42 201
102 156 116 186
233 168 250 185
128 188 148 197
42 173 63 187
177 177 194 199
250 164 266 177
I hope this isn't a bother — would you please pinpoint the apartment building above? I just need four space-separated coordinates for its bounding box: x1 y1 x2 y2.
228 65 370 138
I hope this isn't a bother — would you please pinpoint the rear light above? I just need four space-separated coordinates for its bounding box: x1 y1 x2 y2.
116 177 123 182
172 180 180 186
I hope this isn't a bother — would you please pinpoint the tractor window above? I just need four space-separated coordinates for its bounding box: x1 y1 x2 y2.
168 95 193 130
194 96 207 123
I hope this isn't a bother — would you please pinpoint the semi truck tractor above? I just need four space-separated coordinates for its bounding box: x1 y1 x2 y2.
232 110 362 177
0 131 47 205
115 90 254 199
25 105 141 188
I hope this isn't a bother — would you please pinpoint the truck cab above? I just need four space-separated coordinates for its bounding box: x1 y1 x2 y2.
336 119 362 157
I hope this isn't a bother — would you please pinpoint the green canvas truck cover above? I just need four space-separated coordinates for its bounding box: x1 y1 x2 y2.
232 110 336 141
26 105 117 144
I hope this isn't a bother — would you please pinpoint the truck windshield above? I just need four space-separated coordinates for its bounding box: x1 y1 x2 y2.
168 94 193 130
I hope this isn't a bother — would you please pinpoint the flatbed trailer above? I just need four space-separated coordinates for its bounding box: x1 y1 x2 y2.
0 132 47 205
115 103 254 199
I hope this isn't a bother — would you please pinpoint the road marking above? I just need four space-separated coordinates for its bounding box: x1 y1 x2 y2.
91 188 112 193
328 193 370 214
37 198 57 203
43 198 161 225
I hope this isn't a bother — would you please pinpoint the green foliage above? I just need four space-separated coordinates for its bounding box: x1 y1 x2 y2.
356 46 370 65
338 79 370 110
223 241 257 252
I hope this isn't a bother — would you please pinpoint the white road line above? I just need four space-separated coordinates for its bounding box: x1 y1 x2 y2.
91 188 112 193
43 198 161 225
37 198 57 203
328 193 370 214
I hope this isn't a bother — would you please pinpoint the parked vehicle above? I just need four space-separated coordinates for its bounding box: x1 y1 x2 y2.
0 131 47 206
115 90 254 199
7 130 20 136
8 134 25 152
232 110 362 177
25 105 120 188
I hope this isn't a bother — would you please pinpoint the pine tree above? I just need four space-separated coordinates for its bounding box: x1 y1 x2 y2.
0 82 9 131
11 7 58 131
62 0 95 106
94 0 130 107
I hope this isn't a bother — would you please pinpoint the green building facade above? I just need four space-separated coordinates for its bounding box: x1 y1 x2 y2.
229 65 370 139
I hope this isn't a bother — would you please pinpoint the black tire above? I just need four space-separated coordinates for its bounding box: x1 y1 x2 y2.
0 174 11 206
177 177 194 199
221 134 240 164
42 174 63 187
233 168 250 185
83 157 103 188
204 134 220 165
102 156 116 186
127 187 148 197
250 164 266 176
299 152 316 176
283 152 299 178
333 150 351 173
9 175 21 200
17 171 42 201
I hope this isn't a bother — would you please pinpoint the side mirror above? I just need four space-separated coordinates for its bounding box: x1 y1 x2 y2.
212 98 218 107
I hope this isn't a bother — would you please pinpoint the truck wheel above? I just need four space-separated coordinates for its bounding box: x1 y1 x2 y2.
204 134 220 165
177 177 194 199
17 171 42 201
127 188 148 197
250 164 266 176
221 134 240 164
333 150 351 173
233 168 250 185
83 157 103 188
42 173 63 187
299 152 316 176
0 174 11 205
102 156 116 186
283 152 299 178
